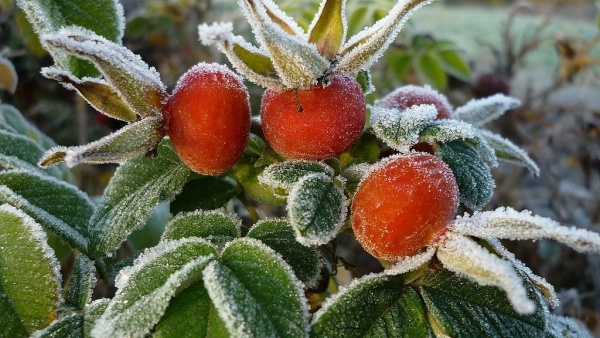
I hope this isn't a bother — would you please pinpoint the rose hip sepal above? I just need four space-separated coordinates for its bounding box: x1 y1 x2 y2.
351 152 459 261
260 75 366 160
164 63 251 176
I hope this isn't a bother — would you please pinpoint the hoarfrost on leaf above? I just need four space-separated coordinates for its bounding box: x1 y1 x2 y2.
258 160 334 192
479 129 539 176
419 119 477 145
370 104 437 153
162 209 242 245
437 233 536 314
336 0 433 74
452 94 521 127
385 246 436 276
307 0 347 60
451 207 600 254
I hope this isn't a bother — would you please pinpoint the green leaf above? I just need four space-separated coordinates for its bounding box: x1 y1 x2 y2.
0 204 61 335
247 219 321 285
0 129 47 167
41 67 138 122
32 314 83 338
0 56 18 93
308 0 346 59
17 0 124 78
479 129 539 176
338 132 380 170
91 238 217 337
415 53 447 90
83 299 109 337
370 104 437 153
203 238 310 338
88 140 192 258
436 49 470 80
417 268 546 338
42 27 166 117
39 116 164 168
545 315 592 338
387 50 413 81
154 281 229 338
162 209 241 246
355 69 375 94
61 254 96 312
311 274 431 337
437 140 494 210
0 169 93 252
453 94 521 127
232 155 286 206
171 176 240 215
259 160 334 192
288 173 346 246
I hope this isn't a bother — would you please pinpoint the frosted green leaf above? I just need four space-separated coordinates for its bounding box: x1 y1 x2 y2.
88 140 192 258
452 207 600 255
42 27 166 117
162 209 241 246
370 104 437 153
31 314 83 338
0 169 93 252
83 299 109 337
233 155 286 206
545 315 593 338
0 204 62 335
39 116 164 168
437 233 536 314
0 129 47 167
154 281 229 338
287 173 346 246
452 94 521 127
311 273 431 337
260 0 306 36
41 67 137 122
61 254 96 312
0 104 57 150
437 140 495 210
239 0 329 88
247 219 321 286
337 0 433 74
419 119 477 145
16 0 124 78
258 160 334 192
92 238 217 338
417 267 546 338
0 56 18 94
479 129 539 176
198 22 283 89
170 176 240 215
307 0 347 59
203 238 310 338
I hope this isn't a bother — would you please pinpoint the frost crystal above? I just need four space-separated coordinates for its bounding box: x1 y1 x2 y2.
478 129 540 176
370 104 437 153
452 94 521 127
452 207 600 254
198 22 235 45
385 246 436 276
437 233 536 314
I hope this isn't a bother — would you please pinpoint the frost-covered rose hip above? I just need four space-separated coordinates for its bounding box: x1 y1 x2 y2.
351 152 459 261
260 76 366 160
164 63 251 175
376 85 452 120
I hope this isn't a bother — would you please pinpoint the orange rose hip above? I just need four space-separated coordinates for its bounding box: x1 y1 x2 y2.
164 63 251 175
351 152 459 261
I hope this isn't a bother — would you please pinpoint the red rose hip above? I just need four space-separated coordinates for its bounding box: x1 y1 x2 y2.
351 152 459 261
376 85 452 120
164 63 251 175
260 76 366 160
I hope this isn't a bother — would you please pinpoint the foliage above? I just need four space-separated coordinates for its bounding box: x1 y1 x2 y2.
1 0 599 337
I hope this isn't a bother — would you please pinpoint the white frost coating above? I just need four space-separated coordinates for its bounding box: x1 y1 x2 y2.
203 238 310 337
40 116 163 168
451 207 600 254
336 0 433 74
93 255 213 338
486 238 559 309
478 129 539 176
198 22 235 45
370 104 437 153
385 246 436 276
163 208 243 241
419 119 477 145
0 203 63 304
341 163 372 183
437 233 536 314
307 0 347 51
239 0 328 88
287 173 347 246
473 132 498 168
260 0 306 37
452 94 521 127
258 160 334 191
115 237 215 289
